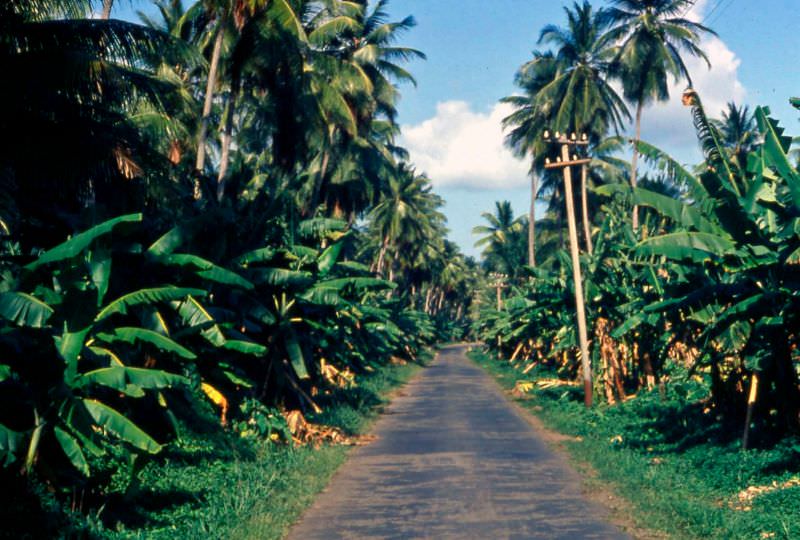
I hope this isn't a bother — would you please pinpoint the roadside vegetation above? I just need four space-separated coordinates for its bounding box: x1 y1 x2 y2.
472 349 800 540
0 0 475 536
472 1 800 536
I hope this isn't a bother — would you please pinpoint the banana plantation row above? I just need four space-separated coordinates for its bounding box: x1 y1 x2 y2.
473 0 800 444
0 0 478 527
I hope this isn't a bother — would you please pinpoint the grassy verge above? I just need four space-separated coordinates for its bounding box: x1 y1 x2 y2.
92 357 427 540
469 349 800 540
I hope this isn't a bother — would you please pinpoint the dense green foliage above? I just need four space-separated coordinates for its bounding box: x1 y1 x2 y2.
477 0 800 447
473 349 800 540
0 0 477 532
1 359 423 538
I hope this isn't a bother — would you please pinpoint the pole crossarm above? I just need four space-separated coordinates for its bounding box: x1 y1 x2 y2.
544 158 591 169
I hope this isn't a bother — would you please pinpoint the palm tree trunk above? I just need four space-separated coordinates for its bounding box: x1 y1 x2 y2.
424 287 433 314
528 173 537 267
630 100 644 230
581 163 593 254
309 147 332 215
560 144 592 408
101 0 113 19
375 235 389 275
195 13 227 195
216 89 237 201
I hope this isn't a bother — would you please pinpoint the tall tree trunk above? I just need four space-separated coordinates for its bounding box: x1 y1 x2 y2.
216 88 237 202
528 173 537 267
581 163 593 255
560 146 592 408
630 100 644 230
309 146 332 215
424 287 433 314
375 235 389 275
101 0 113 19
195 14 227 197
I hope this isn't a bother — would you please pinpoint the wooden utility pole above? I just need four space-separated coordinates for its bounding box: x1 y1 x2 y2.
489 272 508 358
529 174 537 267
544 131 593 408
489 272 508 310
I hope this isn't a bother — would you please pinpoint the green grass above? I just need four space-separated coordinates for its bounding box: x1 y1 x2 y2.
76 358 427 540
470 349 800 540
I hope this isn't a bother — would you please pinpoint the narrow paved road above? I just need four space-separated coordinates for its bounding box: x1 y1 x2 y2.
288 345 629 539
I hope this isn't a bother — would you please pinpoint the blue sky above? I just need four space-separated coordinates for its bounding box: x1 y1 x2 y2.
116 0 800 258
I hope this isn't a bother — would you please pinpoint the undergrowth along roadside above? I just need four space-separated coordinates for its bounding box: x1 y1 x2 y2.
0 357 427 540
470 349 800 540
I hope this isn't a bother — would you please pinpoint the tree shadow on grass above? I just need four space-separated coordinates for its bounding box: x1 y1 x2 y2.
99 487 204 531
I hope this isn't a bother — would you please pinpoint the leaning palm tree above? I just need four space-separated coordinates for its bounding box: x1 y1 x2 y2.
603 0 715 229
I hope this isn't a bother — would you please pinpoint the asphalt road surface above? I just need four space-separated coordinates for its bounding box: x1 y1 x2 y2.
287 345 630 540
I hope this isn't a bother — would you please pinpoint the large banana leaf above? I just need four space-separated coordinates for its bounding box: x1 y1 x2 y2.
0 423 23 466
250 268 313 287
633 188 720 235
56 327 91 384
88 249 112 306
173 296 226 346
54 426 90 476
755 106 800 211
299 286 345 306
634 140 711 205
315 277 396 291
221 340 267 355
0 365 10 382
25 214 142 271
317 241 344 275
637 232 736 262
233 247 277 266
96 327 197 359
0 292 54 327
285 330 309 379
82 399 162 453
158 254 254 290
80 366 188 393
146 224 188 257
96 287 206 321
297 217 348 239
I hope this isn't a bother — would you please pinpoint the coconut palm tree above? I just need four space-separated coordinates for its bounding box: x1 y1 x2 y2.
306 0 425 215
0 0 196 247
502 51 559 267
367 165 442 276
537 0 630 253
712 102 756 172
473 201 528 277
602 0 715 229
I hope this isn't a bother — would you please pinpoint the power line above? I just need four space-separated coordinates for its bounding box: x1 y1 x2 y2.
699 0 724 23
703 0 735 26
680 0 698 18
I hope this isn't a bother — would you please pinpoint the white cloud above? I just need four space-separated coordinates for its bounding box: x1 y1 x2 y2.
399 101 529 190
401 0 747 183
632 0 747 161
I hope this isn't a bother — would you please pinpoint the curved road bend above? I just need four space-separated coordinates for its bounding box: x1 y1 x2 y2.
287 344 629 540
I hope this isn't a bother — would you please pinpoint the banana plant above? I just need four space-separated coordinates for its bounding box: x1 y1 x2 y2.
608 94 800 432
0 215 199 477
